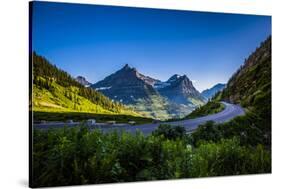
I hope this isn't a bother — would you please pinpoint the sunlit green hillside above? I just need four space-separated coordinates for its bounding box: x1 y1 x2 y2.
32 52 142 118
186 101 224 119
33 77 135 116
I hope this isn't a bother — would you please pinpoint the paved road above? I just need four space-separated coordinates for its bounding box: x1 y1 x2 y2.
34 102 245 135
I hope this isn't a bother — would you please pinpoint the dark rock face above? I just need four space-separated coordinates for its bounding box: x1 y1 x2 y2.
201 83 226 100
75 76 92 86
91 64 158 104
91 64 206 118
157 75 205 105
92 65 205 106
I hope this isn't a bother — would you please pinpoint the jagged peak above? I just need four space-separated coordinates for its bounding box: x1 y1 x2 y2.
76 75 85 79
171 74 181 78
121 64 138 73
167 74 192 83
122 63 131 70
181 74 189 79
75 75 91 86
167 74 181 82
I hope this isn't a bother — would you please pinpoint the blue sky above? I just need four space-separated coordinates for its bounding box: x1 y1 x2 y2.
32 1 271 92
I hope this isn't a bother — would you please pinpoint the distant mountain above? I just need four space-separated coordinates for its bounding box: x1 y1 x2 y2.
201 83 226 100
156 74 205 106
91 64 173 119
75 76 92 86
91 64 158 104
91 65 205 119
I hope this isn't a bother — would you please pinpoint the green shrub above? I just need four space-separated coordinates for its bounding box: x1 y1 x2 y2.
32 125 271 187
152 124 186 140
189 138 271 177
187 101 224 119
191 112 270 148
32 126 191 187
192 121 222 146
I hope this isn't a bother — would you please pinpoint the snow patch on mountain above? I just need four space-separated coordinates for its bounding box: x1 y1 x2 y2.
96 86 112 91
154 82 171 89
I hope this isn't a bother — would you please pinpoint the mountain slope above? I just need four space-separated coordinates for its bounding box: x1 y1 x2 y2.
157 74 205 106
75 76 92 86
220 37 271 117
212 36 271 139
92 64 158 104
201 83 226 100
91 65 205 119
191 36 272 149
91 64 174 119
32 53 140 116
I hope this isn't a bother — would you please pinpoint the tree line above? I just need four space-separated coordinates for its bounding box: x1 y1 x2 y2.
32 52 128 113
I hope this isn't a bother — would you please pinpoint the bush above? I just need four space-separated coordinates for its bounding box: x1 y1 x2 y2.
32 126 191 187
189 138 271 177
152 124 186 140
187 101 224 119
191 112 270 148
192 121 222 146
32 126 271 187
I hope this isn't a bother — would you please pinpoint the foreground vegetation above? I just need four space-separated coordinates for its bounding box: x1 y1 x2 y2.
33 111 153 125
32 125 270 187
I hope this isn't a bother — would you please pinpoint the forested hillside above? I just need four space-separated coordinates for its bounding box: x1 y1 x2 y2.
220 36 271 131
32 52 139 116
221 36 271 110
194 36 272 149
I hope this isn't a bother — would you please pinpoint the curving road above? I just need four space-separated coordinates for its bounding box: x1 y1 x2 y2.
34 102 245 135
102 102 245 135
